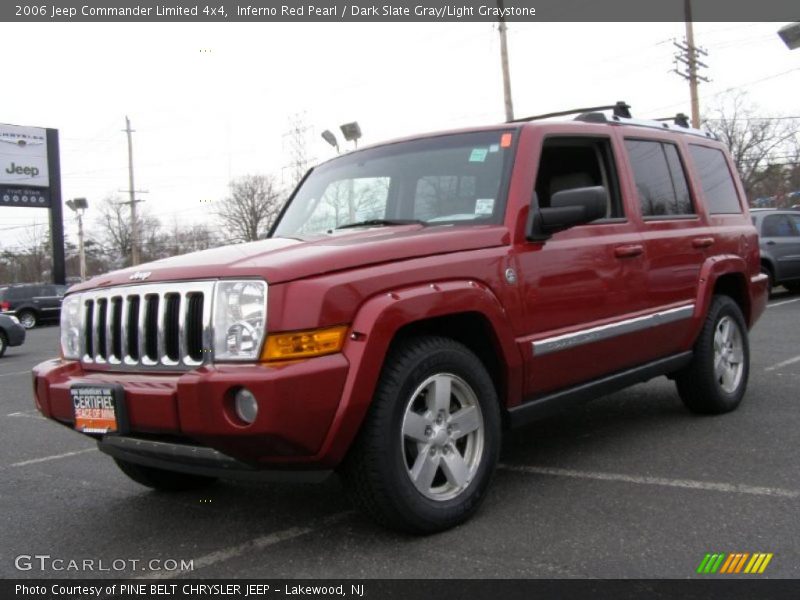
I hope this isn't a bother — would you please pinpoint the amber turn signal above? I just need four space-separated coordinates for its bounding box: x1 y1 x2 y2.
261 325 348 361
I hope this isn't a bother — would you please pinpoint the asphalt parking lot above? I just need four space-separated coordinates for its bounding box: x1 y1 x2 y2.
1 291 799 580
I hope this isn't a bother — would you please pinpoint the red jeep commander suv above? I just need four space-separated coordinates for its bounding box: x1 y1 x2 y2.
33 103 768 533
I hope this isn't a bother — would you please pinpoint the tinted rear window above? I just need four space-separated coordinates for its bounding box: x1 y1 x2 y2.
625 139 695 217
689 145 742 214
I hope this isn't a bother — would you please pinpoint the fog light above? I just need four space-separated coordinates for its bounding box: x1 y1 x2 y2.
234 388 258 424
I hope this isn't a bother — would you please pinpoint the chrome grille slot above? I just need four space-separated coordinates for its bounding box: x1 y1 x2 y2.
79 281 216 371
110 297 123 363
96 298 108 361
144 295 159 363
125 296 140 362
186 293 204 361
84 299 94 357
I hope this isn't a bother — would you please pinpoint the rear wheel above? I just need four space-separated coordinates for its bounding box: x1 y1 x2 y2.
676 295 749 415
784 281 800 293
114 458 218 491
341 336 501 534
0 331 7 357
17 310 37 329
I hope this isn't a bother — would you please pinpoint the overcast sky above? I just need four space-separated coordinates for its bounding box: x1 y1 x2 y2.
1 21 798 250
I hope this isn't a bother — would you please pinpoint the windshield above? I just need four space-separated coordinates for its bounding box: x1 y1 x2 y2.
272 130 517 237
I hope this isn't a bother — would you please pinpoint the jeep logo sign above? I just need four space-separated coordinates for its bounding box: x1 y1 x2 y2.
5 162 40 178
0 123 50 189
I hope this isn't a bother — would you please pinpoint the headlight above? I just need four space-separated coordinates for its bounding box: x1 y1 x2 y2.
9 315 20 325
60 294 83 360
213 280 268 361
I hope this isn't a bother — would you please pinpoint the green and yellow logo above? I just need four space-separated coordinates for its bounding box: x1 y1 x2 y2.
697 552 773 574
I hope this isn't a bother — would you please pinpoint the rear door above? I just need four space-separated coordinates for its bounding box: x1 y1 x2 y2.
622 137 708 355
34 285 63 316
761 213 800 281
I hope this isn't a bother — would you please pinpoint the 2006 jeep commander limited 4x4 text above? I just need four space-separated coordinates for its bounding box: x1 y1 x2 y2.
34 103 768 533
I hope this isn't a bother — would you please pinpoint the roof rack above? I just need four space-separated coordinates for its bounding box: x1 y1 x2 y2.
509 101 631 123
654 113 691 128
511 101 717 139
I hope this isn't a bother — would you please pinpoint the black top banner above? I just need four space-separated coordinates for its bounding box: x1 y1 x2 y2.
5 579 800 600
2 0 798 22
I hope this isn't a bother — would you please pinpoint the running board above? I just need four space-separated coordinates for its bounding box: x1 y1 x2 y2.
508 352 693 428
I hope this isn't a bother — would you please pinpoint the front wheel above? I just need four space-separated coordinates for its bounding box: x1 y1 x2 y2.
114 458 218 491
341 336 501 534
18 310 37 329
675 295 750 414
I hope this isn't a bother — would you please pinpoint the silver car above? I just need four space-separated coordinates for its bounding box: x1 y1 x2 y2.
752 209 800 294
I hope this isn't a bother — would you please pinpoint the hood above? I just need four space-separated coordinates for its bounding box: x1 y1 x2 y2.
69 224 510 292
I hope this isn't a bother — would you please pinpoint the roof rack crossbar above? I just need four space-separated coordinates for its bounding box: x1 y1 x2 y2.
509 101 631 123
653 113 691 128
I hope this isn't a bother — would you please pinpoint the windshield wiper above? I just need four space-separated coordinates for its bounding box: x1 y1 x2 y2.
335 219 425 230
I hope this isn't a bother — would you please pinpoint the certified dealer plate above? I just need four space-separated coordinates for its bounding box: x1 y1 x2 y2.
70 384 127 434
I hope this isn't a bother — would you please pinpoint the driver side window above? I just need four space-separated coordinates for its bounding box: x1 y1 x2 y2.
534 137 623 219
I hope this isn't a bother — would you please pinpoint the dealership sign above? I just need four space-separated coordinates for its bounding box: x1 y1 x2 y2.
0 123 51 207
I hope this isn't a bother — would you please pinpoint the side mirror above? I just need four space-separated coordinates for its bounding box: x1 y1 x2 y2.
526 186 608 241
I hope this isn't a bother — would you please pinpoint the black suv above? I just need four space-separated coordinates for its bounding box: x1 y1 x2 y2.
0 284 68 329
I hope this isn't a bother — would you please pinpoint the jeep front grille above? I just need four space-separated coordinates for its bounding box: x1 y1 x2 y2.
79 281 215 371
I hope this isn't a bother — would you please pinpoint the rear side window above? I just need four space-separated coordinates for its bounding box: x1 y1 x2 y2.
762 214 799 237
689 145 742 214
625 140 695 217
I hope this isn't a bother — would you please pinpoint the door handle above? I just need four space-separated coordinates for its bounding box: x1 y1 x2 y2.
766 241 776 246
692 237 715 249
614 244 644 258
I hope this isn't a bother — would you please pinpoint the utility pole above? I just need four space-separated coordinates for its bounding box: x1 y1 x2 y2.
672 0 709 128
282 112 313 189
496 0 514 122
121 116 146 266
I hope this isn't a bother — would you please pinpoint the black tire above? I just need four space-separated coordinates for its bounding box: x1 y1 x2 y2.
341 336 501 534
675 295 750 415
114 458 218 491
0 331 7 358
17 310 37 329
783 281 800 293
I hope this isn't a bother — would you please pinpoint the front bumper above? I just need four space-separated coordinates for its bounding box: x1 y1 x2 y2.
33 354 350 468
98 435 331 482
3 321 26 346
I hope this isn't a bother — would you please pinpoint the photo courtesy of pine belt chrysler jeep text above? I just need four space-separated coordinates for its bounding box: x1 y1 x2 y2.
33 102 768 533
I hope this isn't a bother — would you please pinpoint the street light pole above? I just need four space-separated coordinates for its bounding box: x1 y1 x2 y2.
65 197 88 281
77 210 86 281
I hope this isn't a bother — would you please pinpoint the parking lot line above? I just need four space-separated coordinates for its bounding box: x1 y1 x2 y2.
6 410 45 420
768 298 800 308
0 370 30 378
765 354 800 372
9 447 95 468
140 512 351 579
498 464 800 499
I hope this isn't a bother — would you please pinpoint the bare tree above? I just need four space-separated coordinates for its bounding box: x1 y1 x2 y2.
166 220 219 255
216 175 284 242
94 195 163 268
702 92 799 203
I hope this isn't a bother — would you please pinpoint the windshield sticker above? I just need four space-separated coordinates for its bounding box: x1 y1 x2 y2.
469 148 489 162
475 198 495 215
500 133 513 148
489 144 499 153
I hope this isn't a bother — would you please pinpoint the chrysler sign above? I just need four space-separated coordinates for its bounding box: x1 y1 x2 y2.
0 123 51 207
